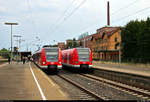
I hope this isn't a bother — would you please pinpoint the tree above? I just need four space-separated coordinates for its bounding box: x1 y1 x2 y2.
67 42 73 49
78 32 88 40
79 40 82 47
66 38 79 49
72 38 78 48
0 48 10 58
121 17 150 63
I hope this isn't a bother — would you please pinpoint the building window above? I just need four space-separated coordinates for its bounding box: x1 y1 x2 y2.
115 37 117 42
115 44 117 49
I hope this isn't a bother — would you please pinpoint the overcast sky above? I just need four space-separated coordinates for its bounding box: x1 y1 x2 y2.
0 0 150 52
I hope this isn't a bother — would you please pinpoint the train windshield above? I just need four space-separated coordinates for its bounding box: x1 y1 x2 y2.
77 48 90 61
45 48 59 62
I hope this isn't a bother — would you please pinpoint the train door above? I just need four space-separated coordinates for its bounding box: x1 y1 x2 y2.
67 52 69 64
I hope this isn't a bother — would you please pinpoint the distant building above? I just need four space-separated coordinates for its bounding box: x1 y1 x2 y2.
58 42 65 50
65 26 121 62
65 39 72 49
20 51 32 57
78 35 92 48
91 26 121 61
66 39 72 45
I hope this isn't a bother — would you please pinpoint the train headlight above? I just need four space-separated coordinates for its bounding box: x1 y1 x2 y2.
43 62 46 64
76 61 78 64
59 62 61 64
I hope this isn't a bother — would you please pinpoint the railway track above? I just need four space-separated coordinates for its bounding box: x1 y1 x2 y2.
45 67 149 100
50 70 144 100
49 75 98 100
93 68 150 91
80 74 150 100
57 74 107 100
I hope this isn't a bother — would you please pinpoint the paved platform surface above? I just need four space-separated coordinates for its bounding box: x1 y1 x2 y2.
93 62 150 77
0 62 69 100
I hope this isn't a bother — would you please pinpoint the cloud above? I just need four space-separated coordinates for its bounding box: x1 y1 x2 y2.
1 0 150 52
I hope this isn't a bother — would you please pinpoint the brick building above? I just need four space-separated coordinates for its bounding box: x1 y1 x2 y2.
65 39 72 49
58 42 65 50
64 26 121 61
91 27 121 61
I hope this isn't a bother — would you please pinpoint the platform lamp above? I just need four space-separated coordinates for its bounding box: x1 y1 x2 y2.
5 22 18 62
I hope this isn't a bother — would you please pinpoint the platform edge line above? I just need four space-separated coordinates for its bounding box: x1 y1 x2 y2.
29 63 46 100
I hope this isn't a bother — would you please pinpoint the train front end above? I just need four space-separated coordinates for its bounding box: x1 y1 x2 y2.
41 47 62 71
74 48 92 70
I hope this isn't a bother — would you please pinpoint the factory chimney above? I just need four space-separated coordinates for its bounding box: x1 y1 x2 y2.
107 1 110 26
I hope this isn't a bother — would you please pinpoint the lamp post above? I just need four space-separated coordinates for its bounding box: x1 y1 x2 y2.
5 22 18 62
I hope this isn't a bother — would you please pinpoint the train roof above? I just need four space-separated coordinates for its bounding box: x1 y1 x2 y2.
76 48 90 50
68 47 90 50
43 47 59 49
33 50 41 54
62 48 90 52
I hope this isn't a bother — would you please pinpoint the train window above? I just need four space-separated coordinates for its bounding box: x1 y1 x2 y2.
46 52 57 55
77 48 90 61
45 48 59 62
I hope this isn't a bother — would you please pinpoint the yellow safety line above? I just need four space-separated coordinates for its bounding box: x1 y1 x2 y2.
32 63 66 97
58 89 65 96
37 68 66 96
36 68 56 87
31 63 55 87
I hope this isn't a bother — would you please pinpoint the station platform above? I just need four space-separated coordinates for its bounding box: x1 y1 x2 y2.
0 62 69 100
93 61 150 77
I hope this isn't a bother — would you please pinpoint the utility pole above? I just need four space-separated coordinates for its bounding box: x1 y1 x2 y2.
27 43 28 52
13 35 21 60
5 22 18 62
13 35 22 50
18 38 25 51
15 36 25 51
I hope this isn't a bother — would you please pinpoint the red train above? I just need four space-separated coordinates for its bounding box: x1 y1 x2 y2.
62 48 92 70
32 47 62 72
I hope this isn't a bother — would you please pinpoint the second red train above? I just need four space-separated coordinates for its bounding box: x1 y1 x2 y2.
62 48 93 70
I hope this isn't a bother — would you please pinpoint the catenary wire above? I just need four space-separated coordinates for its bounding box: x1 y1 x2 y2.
112 6 150 23
50 0 87 33
111 0 140 16
26 0 38 35
69 0 139 39
49 0 77 30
